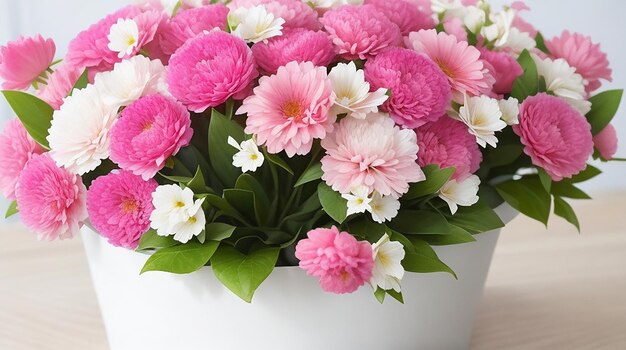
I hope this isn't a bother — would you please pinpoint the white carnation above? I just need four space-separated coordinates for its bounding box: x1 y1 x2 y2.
329 62 388 119
533 55 591 114
456 95 507 148
439 175 481 215
228 5 284 44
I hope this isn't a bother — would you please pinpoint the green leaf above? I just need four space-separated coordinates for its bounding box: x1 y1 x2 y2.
511 49 539 101
496 177 551 225
223 189 257 222
69 69 89 95
445 200 505 234
402 239 456 278
158 173 193 184
551 182 591 200
5 201 18 218
264 151 294 175
586 89 623 135
186 166 207 194
485 144 524 167
317 182 347 224
386 289 404 304
2 90 54 149
235 174 270 223
374 287 386 303
204 193 250 225
403 165 455 200
211 245 279 303
204 223 236 241
535 32 549 54
208 109 245 188
294 163 323 187
538 168 552 192
570 164 602 183
140 241 219 274
554 196 580 231
419 225 476 246
388 210 450 235
136 229 179 251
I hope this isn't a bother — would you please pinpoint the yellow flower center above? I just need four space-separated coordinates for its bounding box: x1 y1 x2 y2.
175 201 185 208
282 101 303 120
120 199 139 213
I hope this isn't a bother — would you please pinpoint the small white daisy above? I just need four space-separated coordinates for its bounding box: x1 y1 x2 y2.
227 136 265 173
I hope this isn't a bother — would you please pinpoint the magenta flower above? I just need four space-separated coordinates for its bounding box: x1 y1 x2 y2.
230 0 321 31
479 48 523 95
295 226 374 294
364 0 434 36
37 63 83 110
0 119 45 199
0 35 56 90
593 124 618 161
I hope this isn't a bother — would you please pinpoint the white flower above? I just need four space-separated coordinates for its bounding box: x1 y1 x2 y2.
498 97 519 125
463 6 486 34
368 192 400 223
227 136 264 172
431 0 463 14
150 185 206 244
47 85 119 175
370 233 405 292
228 5 285 44
93 55 168 109
482 8 515 48
502 27 536 54
457 95 507 148
342 186 372 216
107 18 140 58
438 175 480 215
329 62 388 119
532 55 591 114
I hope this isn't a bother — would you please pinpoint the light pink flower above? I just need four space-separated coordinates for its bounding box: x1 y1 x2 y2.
416 116 482 180
230 0 321 31
479 48 523 95
0 119 45 199
511 2 537 38
110 94 193 180
593 124 618 161
513 93 593 181
320 5 402 60
0 35 56 90
15 153 87 241
442 17 468 42
364 0 434 36
407 29 492 102
239 61 335 157
37 63 83 110
295 226 374 294
87 170 158 249
364 47 451 129
321 113 426 198
545 31 612 94
166 31 258 112
252 29 335 75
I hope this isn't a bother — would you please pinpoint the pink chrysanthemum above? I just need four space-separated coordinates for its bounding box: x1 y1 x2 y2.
239 61 335 157
167 31 258 112
0 119 45 200
513 94 593 181
364 0 434 36
321 113 426 197
416 116 482 180
320 5 402 60
37 63 83 110
230 0 321 31
295 226 374 294
407 29 492 102
15 154 87 241
0 35 56 90
364 47 451 129
479 48 523 95
252 29 336 75
545 31 612 94
110 94 193 180
87 170 158 249
593 124 618 161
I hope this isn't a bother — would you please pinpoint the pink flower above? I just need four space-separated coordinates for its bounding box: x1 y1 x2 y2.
513 94 593 181
593 124 618 161
87 170 158 249
37 63 83 110
416 116 482 180
15 153 87 241
442 17 468 42
252 29 335 75
166 31 258 112
320 5 402 60
0 35 56 90
0 119 45 199
110 94 193 180
295 226 374 294
321 113 425 198
230 0 321 31
407 29 492 102
364 47 451 129
364 0 434 36
239 61 335 157
545 31 612 94
479 48 523 95
511 2 537 38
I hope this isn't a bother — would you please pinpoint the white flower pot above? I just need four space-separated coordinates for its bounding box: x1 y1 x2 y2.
82 204 518 350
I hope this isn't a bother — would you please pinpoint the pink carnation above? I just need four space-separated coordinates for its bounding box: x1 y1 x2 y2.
295 226 374 294
416 116 482 180
407 29 492 102
15 154 87 241
365 0 434 36
110 94 193 180
321 113 426 197
230 0 321 31
545 31 612 94
320 5 402 60
593 124 618 161
364 47 451 129
513 94 593 181
252 29 335 75
166 31 258 112
479 48 523 95
87 170 158 249
0 35 56 90
0 119 45 199
239 61 335 157
37 63 83 110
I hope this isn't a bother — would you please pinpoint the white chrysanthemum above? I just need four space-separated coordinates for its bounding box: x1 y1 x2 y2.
228 5 285 44
342 185 372 216
107 18 140 58
329 62 388 119
482 8 515 47
370 233 405 292
94 55 168 109
463 6 486 34
532 55 591 114
47 85 119 175
228 136 264 173
310 0 363 9
457 95 507 148
498 97 519 125
150 185 206 243
368 192 400 224
501 27 536 54
439 175 480 215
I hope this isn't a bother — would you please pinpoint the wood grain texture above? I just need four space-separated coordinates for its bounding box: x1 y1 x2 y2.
1 192 625 350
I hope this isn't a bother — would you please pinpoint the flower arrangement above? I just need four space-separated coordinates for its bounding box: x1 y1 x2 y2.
0 0 622 303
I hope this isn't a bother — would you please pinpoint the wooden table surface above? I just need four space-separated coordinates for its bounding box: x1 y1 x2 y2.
1 192 625 349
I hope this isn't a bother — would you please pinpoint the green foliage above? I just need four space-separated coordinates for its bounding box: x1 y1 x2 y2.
551 182 591 200
140 240 220 274
418 225 476 246
264 152 294 175
401 238 457 278
554 196 580 231
204 223 236 241
388 210 450 235
294 163 323 187
403 165 455 200
187 166 209 194
496 177 551 225
570 165 602 183
69 69 89 95
208 109 244 188
2 90 53 149
445 200 505 235
538 168 552 192
317 182 347 224
511 49 539 101
586 89 623 135
534 32 549 54
5 201 18 218
136 229 179 252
